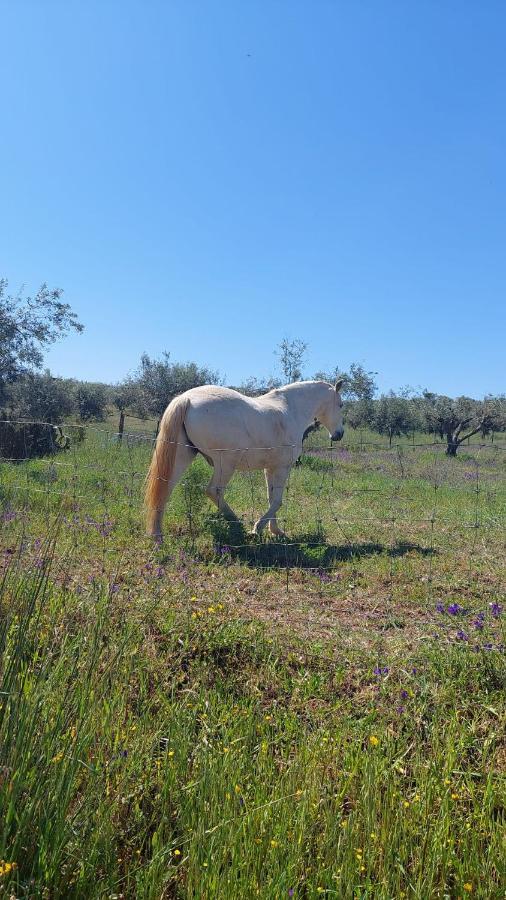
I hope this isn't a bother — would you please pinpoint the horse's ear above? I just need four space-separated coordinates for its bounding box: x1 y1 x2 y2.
334 379 344 392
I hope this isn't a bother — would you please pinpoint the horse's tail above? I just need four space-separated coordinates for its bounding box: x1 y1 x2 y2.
144 395 190 536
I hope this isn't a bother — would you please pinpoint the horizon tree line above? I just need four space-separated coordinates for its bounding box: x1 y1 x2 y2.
1 279 504 457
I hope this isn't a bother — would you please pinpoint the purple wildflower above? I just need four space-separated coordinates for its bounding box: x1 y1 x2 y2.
489 602 502 618
317 568 331 582
447 603 466 616
455 630 468 641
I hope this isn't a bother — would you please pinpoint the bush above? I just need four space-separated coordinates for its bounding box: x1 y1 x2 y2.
75 382 108 422
0 421 70 460
0 372 77 460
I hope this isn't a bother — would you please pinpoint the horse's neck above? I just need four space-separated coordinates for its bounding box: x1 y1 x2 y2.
280 382 327 430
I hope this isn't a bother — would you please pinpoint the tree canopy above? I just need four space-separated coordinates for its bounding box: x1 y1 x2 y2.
0 280 83 395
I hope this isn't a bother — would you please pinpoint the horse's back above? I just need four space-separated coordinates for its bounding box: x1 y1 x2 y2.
182 385 293 462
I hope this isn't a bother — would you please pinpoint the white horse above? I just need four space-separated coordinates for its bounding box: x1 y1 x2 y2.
145 379 344 541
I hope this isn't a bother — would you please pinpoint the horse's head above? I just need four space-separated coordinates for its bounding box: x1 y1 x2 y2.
319 379 345 442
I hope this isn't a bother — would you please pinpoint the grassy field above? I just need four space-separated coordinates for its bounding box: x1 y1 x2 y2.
0 423 505 898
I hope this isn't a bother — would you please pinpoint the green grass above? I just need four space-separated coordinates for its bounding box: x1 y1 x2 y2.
0 425 505 897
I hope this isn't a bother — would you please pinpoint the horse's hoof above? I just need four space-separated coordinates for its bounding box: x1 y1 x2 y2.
268 524 286 538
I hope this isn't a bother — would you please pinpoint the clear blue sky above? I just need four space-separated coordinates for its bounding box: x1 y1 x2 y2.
1 1 505 397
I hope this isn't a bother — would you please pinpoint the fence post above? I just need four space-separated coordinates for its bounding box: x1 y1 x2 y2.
118 410 125 444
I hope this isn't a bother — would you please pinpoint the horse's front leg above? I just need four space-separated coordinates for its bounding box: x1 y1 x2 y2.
253 466 290 536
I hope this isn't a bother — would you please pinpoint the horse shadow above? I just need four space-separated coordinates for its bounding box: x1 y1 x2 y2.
206 518 436 570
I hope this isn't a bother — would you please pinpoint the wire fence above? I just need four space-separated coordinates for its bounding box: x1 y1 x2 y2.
0 419 505 628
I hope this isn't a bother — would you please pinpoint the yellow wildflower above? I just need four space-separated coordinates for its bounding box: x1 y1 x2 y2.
463 884 473 893
173 849 181 857
51 751 64 764
0 862 17 877
369 735 379 747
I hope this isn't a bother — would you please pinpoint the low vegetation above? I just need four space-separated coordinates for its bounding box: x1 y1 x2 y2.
0 423 504 898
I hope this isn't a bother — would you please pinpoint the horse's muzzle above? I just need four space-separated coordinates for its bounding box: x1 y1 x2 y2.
331 429 344 442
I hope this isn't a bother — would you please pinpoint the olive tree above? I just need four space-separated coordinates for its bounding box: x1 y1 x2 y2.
275 338 308 383
373 393 420 446
131 353 221 427
0 279 83 458
422 393 502 456
0 279 83 400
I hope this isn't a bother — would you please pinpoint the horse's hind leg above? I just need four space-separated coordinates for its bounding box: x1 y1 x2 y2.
151 439 196 540
205 456 240 523
253 466 290 536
